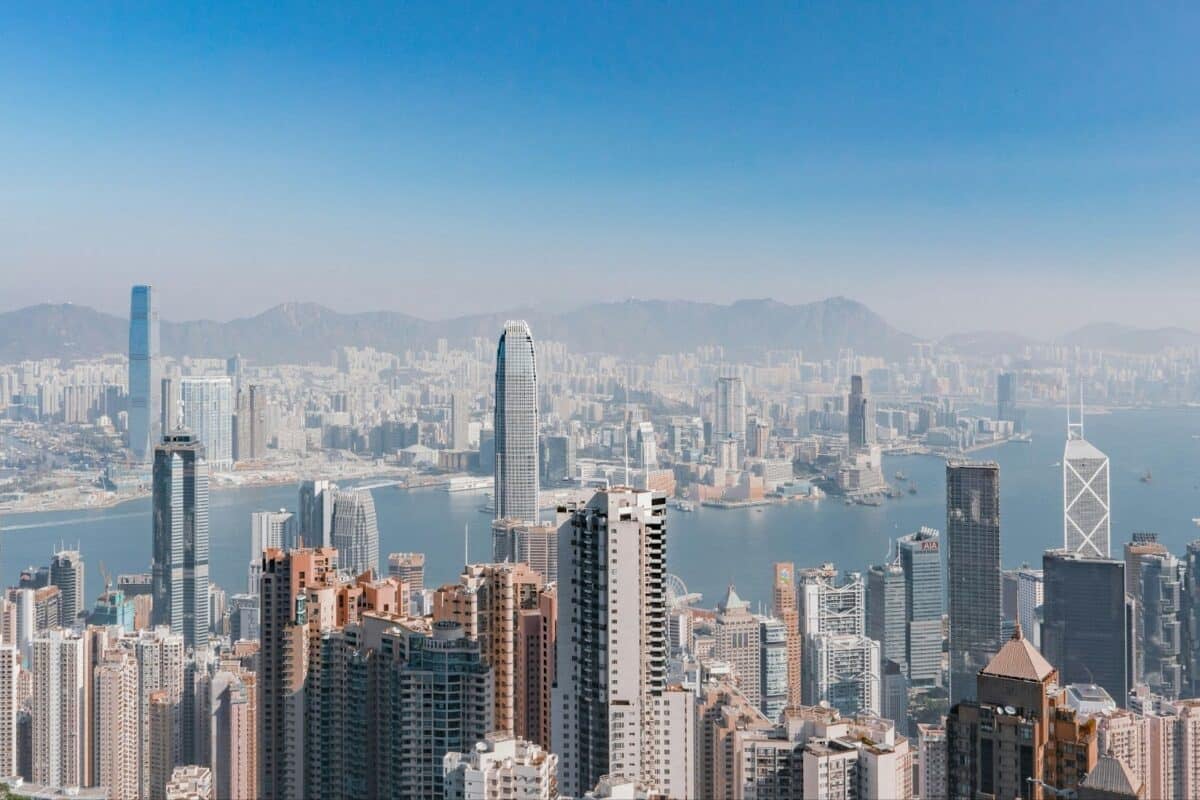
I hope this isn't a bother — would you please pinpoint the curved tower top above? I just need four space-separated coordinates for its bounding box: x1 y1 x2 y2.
494 320 539 524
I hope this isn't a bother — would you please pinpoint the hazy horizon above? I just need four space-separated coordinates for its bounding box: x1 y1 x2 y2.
4 4 1198 338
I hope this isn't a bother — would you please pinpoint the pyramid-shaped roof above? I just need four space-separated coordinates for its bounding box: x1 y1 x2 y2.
1080 752 1141 796
980 624 1055 682
718 583 749 613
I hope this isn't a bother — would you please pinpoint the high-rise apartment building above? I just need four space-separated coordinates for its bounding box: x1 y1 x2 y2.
387 551 426 594
1064 422 1111 557
848 374 874 450
897 527 943 686
917 723 947 800
494 320 539 523
759 616 789 723
713 584 762 709
233 385 270 462
946 460 1001 705
772 562 802 707
49 548 85 627
128 284 161 462
93 649 140 800
179 376 233 470
31 629 89 790
210 667 257 800
442 733 558 800
552 488 674 798
1185 540 1200 698
152 431 210 650
946 627 1098 800
135 626 185 800
331 488 379 577
996 371 1018 425
0 645 19 778
1042 549 1130 709
298 479 336 548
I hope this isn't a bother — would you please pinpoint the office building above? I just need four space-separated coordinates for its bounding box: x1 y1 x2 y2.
442 733 558 800
1042 549 1129 710
494 320 539 523
946 627 1098 800
712 374 746 460
1064 419 1111 558
31 629 89 790
128 284 161 462
867 559 907 675
1017 566 1044 650
179 377 233 470
449 391 471 451
540 434 575 485
297 479 336 548
897 527 944 686
49 548 85 627
946 460 1001 705
1185 540 1200 698
247 510 295 593
1138 550 1185 699
798 564 865 637
161 375 181 434
996 371 1018 425
152 431 211 650
759 616 789 723
387 551 426 593
331 488 379 577
848 374 874 449
803 632 881 717
771 562 802 707
713 584 762 708
553 488 679 798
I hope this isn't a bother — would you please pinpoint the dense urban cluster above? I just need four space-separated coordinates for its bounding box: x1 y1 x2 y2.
3 285 1200 800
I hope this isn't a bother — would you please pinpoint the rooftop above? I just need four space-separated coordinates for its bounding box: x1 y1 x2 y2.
981 624 1055 683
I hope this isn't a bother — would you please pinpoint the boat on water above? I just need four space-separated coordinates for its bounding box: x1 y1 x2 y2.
1193 518 1200 527
894 471 908 480
1140 470 1153 483
672 499 695 513
908 483 918 495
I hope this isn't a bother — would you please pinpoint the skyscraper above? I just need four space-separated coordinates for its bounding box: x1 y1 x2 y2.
759 616 789 723
553 488 674 798
1137 550 1185 699
946 460 1001 706
31 629 89 790
713 374 746 453
247 510 295 593
897 527 944 686
180 376 234 470
152 431 210 650
848 374 874 450
0 645 18 778
713 584 762 709
867 560 908 676
494 320 539 523
449 390 471 450
49 548 84 627
772 562 802 707
1042 549 1129 708
1064 413 1111 558
128 284 161 462
331 488 379 577
798 566 880 716
297 479 335 548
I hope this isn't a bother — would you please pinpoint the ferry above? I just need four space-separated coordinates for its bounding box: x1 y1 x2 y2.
670 499 695 513
894 471 908 481
1140 470 1153 483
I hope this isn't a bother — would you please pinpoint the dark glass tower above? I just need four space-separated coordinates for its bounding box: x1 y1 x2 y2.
946 461 1001 705
152 431 210 650
1042 549 1129 707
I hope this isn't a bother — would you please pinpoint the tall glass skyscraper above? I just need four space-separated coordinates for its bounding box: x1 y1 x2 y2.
331 489 379 577
898 527 944 687
180 376 233 470
151 431 210 650
494 320 538 523
128 285 160 462
713 374 746 450
1064 424 1111 558
946 460 1001 706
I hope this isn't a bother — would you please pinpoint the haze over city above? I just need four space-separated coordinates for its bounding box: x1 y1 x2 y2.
4 6 1200 800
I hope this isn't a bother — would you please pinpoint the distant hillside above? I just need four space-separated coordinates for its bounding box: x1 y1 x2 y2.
1059 323 1200 354
0 296 915 363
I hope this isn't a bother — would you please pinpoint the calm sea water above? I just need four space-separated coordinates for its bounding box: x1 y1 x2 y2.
3 406 1198 610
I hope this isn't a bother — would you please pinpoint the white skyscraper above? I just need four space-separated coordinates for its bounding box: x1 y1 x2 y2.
180 376 234 470
554 488 683 798
494 321 539 523
248 510 296 593
798 565 881 717
1064 409 1111 558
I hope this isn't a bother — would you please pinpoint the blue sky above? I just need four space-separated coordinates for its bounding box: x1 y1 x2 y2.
2 3 1197 336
